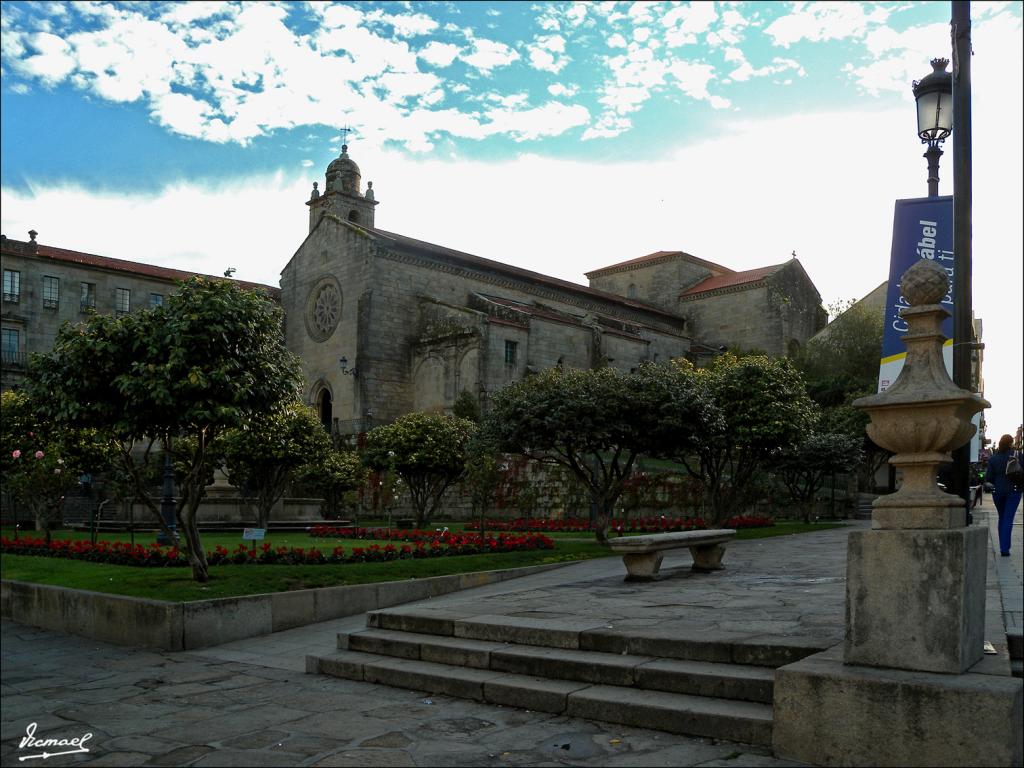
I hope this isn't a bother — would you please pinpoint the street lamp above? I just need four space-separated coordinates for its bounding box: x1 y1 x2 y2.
912 58 953 197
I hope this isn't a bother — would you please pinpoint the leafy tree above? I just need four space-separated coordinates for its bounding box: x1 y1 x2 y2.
666 354 819 525
479 364 714 543
29 277 301 581
220 401 332 528
362 412 475 527
794 299 888 489
1 391 109 541
768 431 865 522
452 389 482 423
463 433 519 536
297 446 367 520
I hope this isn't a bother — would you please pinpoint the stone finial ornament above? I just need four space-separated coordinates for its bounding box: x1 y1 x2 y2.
853 259 989 529
310 181 320 201
365 181 374 201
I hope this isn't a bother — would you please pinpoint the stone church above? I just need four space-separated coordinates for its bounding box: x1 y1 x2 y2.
281 145 827 434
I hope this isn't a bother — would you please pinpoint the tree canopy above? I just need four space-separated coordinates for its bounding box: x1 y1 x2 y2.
667 354 819 524
28 277 302 581
362 412 475 527
479 363 715 543
220 400 332 528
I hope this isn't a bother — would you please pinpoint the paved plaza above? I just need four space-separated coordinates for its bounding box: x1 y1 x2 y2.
2 497 1020 767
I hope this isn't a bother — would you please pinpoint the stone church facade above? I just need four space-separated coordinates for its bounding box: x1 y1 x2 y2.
281 146 827 433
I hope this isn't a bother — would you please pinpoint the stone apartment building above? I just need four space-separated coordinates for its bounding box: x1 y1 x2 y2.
0 232 277 391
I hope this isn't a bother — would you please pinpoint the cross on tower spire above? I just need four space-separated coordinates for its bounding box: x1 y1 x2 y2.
340 125 352 147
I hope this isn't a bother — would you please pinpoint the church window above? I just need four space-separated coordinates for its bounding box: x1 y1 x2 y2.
627 283 637 298
348 210 360 223
150 293 164 308
504 340 518 366
115 287 131 315
2 328 20 365
80 282 96 311
42 276 59 309
3 270 20 303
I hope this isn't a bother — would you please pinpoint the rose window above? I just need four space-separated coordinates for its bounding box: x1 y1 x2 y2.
313 284 340 335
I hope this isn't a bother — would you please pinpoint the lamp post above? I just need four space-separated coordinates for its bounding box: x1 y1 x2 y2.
156 440 177 545
912 58 953 197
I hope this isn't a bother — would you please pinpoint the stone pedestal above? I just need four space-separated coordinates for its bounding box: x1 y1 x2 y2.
769 260 1023 767
845 527 987 674
773 648 1023 767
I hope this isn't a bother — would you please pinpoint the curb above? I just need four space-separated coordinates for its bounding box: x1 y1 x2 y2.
0 561 572 652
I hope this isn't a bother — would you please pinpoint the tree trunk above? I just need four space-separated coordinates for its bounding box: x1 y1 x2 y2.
180 505 209 582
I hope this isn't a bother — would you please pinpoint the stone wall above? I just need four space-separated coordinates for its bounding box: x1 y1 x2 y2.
287 224 693 424
679 261 825 357
587 255 715 313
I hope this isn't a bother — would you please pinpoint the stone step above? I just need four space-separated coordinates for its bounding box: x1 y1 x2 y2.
307 651 773 745
341 628 774 703
366 607 826 667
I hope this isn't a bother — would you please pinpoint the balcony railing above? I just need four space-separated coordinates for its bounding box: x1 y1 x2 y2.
2 292 19 303
1 350 27 369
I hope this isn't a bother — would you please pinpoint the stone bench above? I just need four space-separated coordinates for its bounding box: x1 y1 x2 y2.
606 529 737 581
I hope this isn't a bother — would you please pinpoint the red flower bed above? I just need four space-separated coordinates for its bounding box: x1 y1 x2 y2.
0 532 554 568
463 514 773 533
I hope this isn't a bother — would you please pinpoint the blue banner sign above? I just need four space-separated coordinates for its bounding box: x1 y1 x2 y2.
877 195 954 393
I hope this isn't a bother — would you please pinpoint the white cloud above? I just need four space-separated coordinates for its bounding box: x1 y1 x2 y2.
463 37 520 73
14 32 77 84
526 34 568 74
723 48 805 83
483 101 590 142
765 2 893 48
369 11 439 38
548 82 578 97
607 33 628 48
662 2 718 47
418 41 461 68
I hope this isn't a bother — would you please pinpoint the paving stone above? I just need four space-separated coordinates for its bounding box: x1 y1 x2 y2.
96 736 186 756
144 745 217 765
190 748 308 766
311 748 417 767
358 731 412 748
82 752 151 767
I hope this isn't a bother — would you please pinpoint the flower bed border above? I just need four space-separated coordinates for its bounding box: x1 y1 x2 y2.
1 532 554 568
461 515 774 534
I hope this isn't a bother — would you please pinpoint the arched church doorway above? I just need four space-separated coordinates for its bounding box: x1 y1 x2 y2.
317 388 333 432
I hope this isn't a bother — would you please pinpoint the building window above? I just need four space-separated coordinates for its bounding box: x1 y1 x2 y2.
42 276 60 309
115 287 131 315
2 270 20 303
150 293 164 308
627 283 637 298
80 282 96 311
504 340 518 366
1 328 22 368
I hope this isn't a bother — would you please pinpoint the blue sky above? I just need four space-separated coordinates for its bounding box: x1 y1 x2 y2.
1 1 1021 434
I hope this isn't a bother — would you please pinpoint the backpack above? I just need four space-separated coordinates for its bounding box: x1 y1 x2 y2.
1006 453 1024 485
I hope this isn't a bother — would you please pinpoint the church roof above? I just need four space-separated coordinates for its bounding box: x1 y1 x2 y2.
585 250 733 279
679 263 785 300
0 235 280 298
364 225 685 326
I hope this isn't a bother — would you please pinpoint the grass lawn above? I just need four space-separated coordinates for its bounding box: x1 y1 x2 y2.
0 521 847 602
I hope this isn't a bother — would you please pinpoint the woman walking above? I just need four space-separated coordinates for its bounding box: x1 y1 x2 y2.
985 433 1023 557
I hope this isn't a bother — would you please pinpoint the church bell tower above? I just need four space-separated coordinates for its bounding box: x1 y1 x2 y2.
307 140 378 233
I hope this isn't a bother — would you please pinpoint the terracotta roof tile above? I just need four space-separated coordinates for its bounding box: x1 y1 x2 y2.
1 238 279 298
680 264 783 298
585 250 733 278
